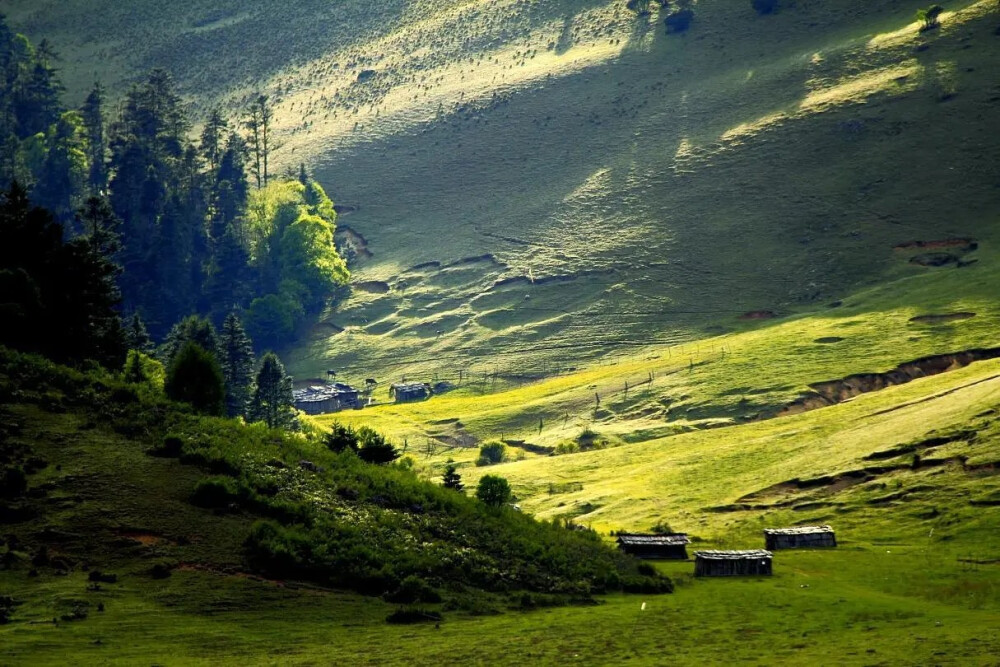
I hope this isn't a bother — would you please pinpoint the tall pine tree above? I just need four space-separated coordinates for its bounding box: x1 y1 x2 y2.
219 311 255 418
249 352 295 429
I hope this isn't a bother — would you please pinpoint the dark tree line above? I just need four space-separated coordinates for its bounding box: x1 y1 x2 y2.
0 17 334 429
0 15 348 347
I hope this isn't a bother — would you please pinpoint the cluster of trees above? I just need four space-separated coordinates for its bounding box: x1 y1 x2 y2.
0 15 349 347
323 422 401 465
151 313 297 428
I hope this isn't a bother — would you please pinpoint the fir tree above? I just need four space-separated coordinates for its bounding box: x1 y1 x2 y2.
161 315 219 364
442 461 464 491
200 107 228 173
249 352 295 429
124 312 153 353
81 82 107 193
219 311 255 417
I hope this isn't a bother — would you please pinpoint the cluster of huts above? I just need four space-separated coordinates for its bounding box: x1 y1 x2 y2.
616 525 836 577
292 379 440 415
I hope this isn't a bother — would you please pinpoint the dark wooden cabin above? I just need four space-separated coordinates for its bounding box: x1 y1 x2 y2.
616 533 691 560
694 550 773 577
764 525 836 550
292 383 362 415
389 382 432 402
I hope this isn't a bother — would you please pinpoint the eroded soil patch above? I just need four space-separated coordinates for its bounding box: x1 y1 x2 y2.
776 348 1000 418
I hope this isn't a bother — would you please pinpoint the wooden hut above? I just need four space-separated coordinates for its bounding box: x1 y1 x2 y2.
293 383 362 415
389 382 431 402
764 525 836 550
616 533 691 560
694 550 773 577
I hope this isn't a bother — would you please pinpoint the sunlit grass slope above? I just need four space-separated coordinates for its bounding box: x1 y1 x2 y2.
319 241 1000 463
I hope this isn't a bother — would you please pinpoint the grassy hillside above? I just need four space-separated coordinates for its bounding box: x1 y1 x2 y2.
8 0 1000 382
3 339 999 665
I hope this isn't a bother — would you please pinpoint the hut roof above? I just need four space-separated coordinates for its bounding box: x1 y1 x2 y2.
695 550 772 560
293 383 360 404
763 525 834 536
616 533 691 546
391 382 429 391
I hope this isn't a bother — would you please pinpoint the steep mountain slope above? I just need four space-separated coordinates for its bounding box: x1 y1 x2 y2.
9 0 1000 383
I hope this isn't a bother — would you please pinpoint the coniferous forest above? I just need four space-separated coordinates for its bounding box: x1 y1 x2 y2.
0 15 347 362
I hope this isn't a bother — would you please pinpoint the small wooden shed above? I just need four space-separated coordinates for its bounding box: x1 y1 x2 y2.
694 550 773 577
293 383 362 415
389 382 431 402
764 525 836 550
616 533 691 560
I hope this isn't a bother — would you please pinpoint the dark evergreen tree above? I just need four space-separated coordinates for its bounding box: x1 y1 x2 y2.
442 462 464 491
219 311 255 417
165 341 225 415
161 315 219 365
324 423 360 454
0 182 126 369
124 312 153 353
200 107 228 173
244 94 272 189
249 352 295 429
81 82 107 193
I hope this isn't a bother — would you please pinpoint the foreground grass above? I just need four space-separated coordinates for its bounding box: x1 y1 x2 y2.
3 542 999 665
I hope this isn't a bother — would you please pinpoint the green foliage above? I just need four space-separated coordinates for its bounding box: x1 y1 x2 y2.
165 342 225 416
476 440 508 467
0 183 126 369
218 312 255 418
124 313 154 354
356 426 400 465
0 346 671 610
384 575 442 604
191 476 239 508
916 5 944 31
245 293 301 350
476 475 513 507
123 350 148 384
442 461 463 491
280 212 349 308
324 422 360 453
249 352 295 429
161 316 219 366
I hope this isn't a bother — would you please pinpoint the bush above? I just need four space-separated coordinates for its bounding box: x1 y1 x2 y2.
150 434 184 457
356 426 399 464
191 476 239 508
384 575 442 604
324 422 359 453
476 440 507 466
476 475 513 507
917 5 943 31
